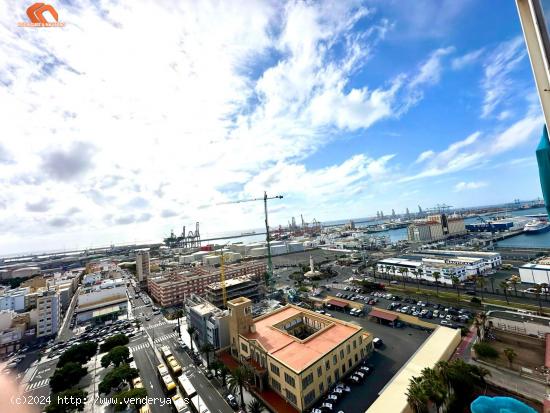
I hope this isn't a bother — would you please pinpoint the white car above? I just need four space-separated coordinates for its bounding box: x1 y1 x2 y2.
326 394 338 402
335 384 351 393
321 402 334 410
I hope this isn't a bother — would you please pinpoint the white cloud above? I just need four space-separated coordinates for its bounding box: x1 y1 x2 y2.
454 181 487 191
451 48 484 70
415 150 435 164
481 37 526 118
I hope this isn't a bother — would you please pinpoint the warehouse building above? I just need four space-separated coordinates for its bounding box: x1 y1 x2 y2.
228 297 372 412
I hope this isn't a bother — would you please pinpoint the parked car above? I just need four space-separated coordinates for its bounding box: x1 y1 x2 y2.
372 337 383 348
225 394 238 409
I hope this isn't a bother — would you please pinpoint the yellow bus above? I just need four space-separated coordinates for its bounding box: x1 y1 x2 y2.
160 345 182 376
157 364 177 394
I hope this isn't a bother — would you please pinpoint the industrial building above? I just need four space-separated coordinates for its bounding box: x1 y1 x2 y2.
407 214 466 242
519 262 550 285
136 249 151 282
185 294 230 348
205 276 263 308
227 297 372 412
148 261 266 307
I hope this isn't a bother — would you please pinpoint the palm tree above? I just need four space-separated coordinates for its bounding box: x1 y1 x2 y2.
451 275 460 302
499 281 509 304
476 277 486 301
432 272 441 296
510 277 519 297
399 267 408 290
503 348 517 369
420 367 447 413
219 365 230 387
186 326 197 353
541 283 549 302
489 277 495 294
534 284 543 314
200 343 215 369
248 398 265 413
228 366 251 408
416 268 423 292
406 377 429 413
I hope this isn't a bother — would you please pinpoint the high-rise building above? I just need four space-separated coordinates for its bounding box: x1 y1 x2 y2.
36 290 61 338
136 249 151 282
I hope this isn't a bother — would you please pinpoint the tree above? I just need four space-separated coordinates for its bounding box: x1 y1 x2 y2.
541 283 549 302
200 343 215 370
473 342 499 359
509 277 519 297
247 398 265 413
101 346 130 368
432 272 441 296
113 388 147 411
134 319 142 331
451 275 460 302
50 362 88 393
499 281 509 304
58 341 98 367
228 366 251 408
398 267 408 290
406 376 429 413
100 334 129 353
489 277 495 294
219 365 230 387
99 364 138 395
45 389 87 413
187 326 197 354
476 277 486 301
503 348 517 369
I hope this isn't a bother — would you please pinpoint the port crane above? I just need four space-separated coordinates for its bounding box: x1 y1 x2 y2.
476 216 496 250
216 192 283 289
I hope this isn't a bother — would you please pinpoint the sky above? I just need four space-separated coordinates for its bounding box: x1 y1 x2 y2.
0 0 546 254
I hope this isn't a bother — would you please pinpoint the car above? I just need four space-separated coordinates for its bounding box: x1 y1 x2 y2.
312 409 323 413
440 320 454 327
390 280 398 285
205 371 214 379
354 371 366 380
321 402 334 410
145 315 151 321
373 337 383 348
225 394 238 409
359 366 372 375
326 394 338 403
335 384 351 393
331 388 344 395
347 375 360 384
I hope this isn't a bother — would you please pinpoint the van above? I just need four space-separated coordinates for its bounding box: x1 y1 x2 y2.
373 337 383 348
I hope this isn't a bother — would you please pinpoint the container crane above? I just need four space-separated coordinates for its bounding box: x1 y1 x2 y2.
216 192 283 288
476 216 496 250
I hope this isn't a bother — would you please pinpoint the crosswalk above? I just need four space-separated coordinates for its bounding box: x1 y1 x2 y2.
25 379 49 392
145 321 168 330
153 332 178 343
129 342 151 352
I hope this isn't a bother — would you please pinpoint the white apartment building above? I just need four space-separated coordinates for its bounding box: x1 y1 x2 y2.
0 287 29 312
36 290 61 338
136 249 151 282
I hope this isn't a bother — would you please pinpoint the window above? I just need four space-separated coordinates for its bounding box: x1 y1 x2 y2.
317 366 322 377
353 340 357 349
335 370 340 381
285 389 297 405
346 344 350 354
333 355 337 364
304 389 316 406
319 382 324 393
340 349 344 359
241 343 248 352
271 378 281 392
302 373 313 389
284 372 295 387
270 363 280 376
342 365 345 375
355 354 358 363
325 360 330 370
348 359 352 369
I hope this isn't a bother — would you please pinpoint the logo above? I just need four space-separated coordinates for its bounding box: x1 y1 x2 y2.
18 3 65 27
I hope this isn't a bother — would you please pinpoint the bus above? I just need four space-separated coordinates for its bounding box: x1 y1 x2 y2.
177 374 197 398
172 394 191 413
157 364 177 394
190 395 210 413
161 345 182 376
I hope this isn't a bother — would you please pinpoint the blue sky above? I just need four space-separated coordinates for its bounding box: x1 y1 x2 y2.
0 0 545 253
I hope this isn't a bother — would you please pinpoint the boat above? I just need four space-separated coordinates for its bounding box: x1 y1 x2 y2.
523 219 550 234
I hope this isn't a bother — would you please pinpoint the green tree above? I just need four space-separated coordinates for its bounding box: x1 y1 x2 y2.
398 267 408 290
98 364 138 395
100 334 129 353
200 343 215 370
451 275 460 302
101 346 130 368
45 389 87 413
50 362 88 393
473 342 499 359
509 277 519 297
58 341 98 367
432 272 441 296
228 366 251 408
406 376 429 413
187 326 197 353
113 388 147 411
247 398 265 413
476 277 486 301
219 365 230 387
499 281 509 304
503 348 517 369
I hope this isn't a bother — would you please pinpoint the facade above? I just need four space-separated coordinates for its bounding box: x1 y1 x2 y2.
420 249 502 268
36 290 61 338
136 249 151 282
0 287 29 312
185 295 230 348
486 310 550 338
377 257 467 284
407 215 466 242
519 262 550 284
149 261 266 307
228 297 372 412
75 278 127 323
206 276 263 308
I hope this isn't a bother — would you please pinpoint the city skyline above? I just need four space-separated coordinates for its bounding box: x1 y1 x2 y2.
0 0 545 254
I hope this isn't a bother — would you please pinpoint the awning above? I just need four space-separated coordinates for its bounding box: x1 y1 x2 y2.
92 305 120 318
327 299 348 308
368 309 398 322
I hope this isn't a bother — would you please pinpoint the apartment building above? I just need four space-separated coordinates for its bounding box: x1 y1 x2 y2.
136 249 151 282
0 287 29 312
148 261 266 307
206 276 263 308
36 290 61 338
185 295 230 348
228 297 372 412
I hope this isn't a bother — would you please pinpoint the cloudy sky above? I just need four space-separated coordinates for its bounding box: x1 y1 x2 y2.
0 0 545 254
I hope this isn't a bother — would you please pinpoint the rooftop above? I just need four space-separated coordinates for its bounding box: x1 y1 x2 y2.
487 310 550 327
244 304 364 372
